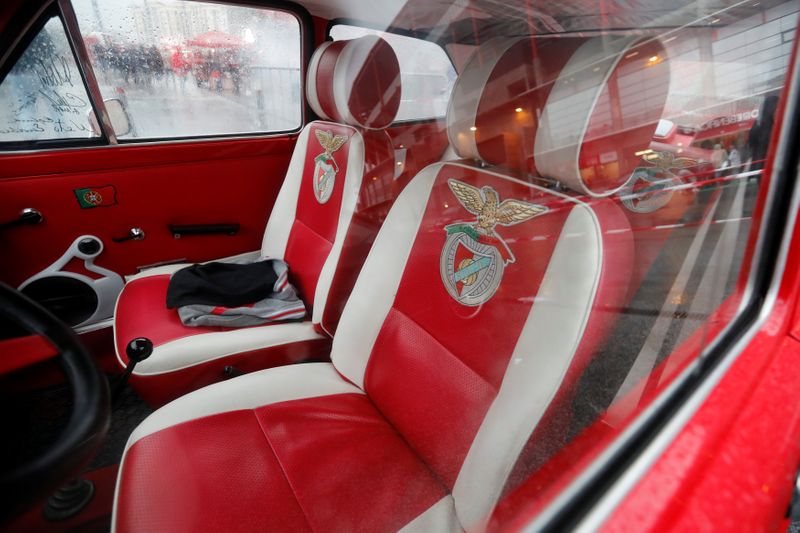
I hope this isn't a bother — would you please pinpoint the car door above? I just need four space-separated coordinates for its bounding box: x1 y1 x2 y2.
0 0 312 330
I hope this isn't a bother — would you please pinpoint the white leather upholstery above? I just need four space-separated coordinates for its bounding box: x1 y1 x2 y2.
123 362 360 448
331 162 440 387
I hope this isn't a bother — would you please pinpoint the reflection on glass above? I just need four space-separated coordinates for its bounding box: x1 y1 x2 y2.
331 24 458 122
575 2 798 442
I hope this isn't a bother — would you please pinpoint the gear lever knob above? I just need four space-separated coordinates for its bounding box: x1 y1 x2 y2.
113 338 154 403
125 337 153 363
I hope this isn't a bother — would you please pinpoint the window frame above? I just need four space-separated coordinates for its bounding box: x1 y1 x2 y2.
326 18 458 126
0 0 314 152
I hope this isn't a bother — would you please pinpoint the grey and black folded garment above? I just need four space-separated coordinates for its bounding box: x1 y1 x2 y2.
167 258 306 328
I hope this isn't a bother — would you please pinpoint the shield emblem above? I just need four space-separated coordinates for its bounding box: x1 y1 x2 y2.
312 130 348 205
439 179 547 307
313 156 336 204
440 231 504 306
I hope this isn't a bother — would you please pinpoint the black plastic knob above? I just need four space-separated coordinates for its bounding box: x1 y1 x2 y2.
125 337 153 363
77 237 101 256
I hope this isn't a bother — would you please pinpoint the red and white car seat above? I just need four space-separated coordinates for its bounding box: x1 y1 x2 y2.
112 35 668 532
113 35 401 405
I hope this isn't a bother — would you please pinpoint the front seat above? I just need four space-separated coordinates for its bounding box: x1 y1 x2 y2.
112 35 667 532
113 35 400 405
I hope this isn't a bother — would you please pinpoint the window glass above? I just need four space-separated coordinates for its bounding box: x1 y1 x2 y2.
71 0 302 139
330 24 457 122
0 16 99 143
542 2 798 513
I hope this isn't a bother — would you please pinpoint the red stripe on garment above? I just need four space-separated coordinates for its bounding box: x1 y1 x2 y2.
265 306 306 320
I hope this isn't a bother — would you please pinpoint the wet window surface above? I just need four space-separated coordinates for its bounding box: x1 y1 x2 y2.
0 17 97 143
71 0 302 139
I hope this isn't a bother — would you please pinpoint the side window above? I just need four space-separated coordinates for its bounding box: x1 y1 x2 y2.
0 16 99 143
71 0 302 140
330 24 457 122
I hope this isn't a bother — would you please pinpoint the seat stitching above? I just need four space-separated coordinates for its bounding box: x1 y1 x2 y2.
251 409 317 533
362 393 467 531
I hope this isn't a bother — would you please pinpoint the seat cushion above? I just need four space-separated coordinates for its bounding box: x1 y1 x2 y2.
114 273 330 405
113 363 458 533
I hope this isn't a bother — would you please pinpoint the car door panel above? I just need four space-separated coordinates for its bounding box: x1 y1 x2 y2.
0 135 295 287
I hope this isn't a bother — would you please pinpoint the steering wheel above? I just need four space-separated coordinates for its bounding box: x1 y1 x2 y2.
0 282 110 523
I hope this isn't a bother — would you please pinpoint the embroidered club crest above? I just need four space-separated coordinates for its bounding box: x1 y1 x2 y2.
440 179 548 306
313 130 348 204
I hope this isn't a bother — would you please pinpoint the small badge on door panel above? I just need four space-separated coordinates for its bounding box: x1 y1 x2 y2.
74 185 118 209
313 130 348 204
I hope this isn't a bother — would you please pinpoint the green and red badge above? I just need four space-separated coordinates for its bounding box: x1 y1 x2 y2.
74 185 117 209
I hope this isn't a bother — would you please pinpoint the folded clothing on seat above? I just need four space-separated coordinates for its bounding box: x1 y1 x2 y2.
166 258 306 327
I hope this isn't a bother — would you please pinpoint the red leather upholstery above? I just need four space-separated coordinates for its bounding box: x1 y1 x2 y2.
114 35 669 531
281 121 353 306
359 164 633 491
114 37 399 405
114 274 331 405
116 369 448 532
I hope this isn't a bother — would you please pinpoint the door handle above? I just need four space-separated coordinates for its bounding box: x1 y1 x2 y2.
1 208 43 230
112 228 145 243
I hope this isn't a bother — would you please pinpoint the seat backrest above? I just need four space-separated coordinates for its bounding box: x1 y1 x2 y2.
260 36 400 334
330 35 669 531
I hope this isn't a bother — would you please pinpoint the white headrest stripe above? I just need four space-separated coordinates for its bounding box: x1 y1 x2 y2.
307 40 333 121
332 37 362 127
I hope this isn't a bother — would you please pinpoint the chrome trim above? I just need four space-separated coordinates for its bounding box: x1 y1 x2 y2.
57 0 117 144
528 38 800 532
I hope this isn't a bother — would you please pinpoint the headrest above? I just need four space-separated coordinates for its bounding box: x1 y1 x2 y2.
307 35 401 130
447 36 669 197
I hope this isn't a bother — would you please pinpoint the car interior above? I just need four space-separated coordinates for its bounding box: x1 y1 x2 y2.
0 0 798 531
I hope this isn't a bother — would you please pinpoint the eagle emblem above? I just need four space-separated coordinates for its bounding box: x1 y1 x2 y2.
313 129 348 204
440 179 548 306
